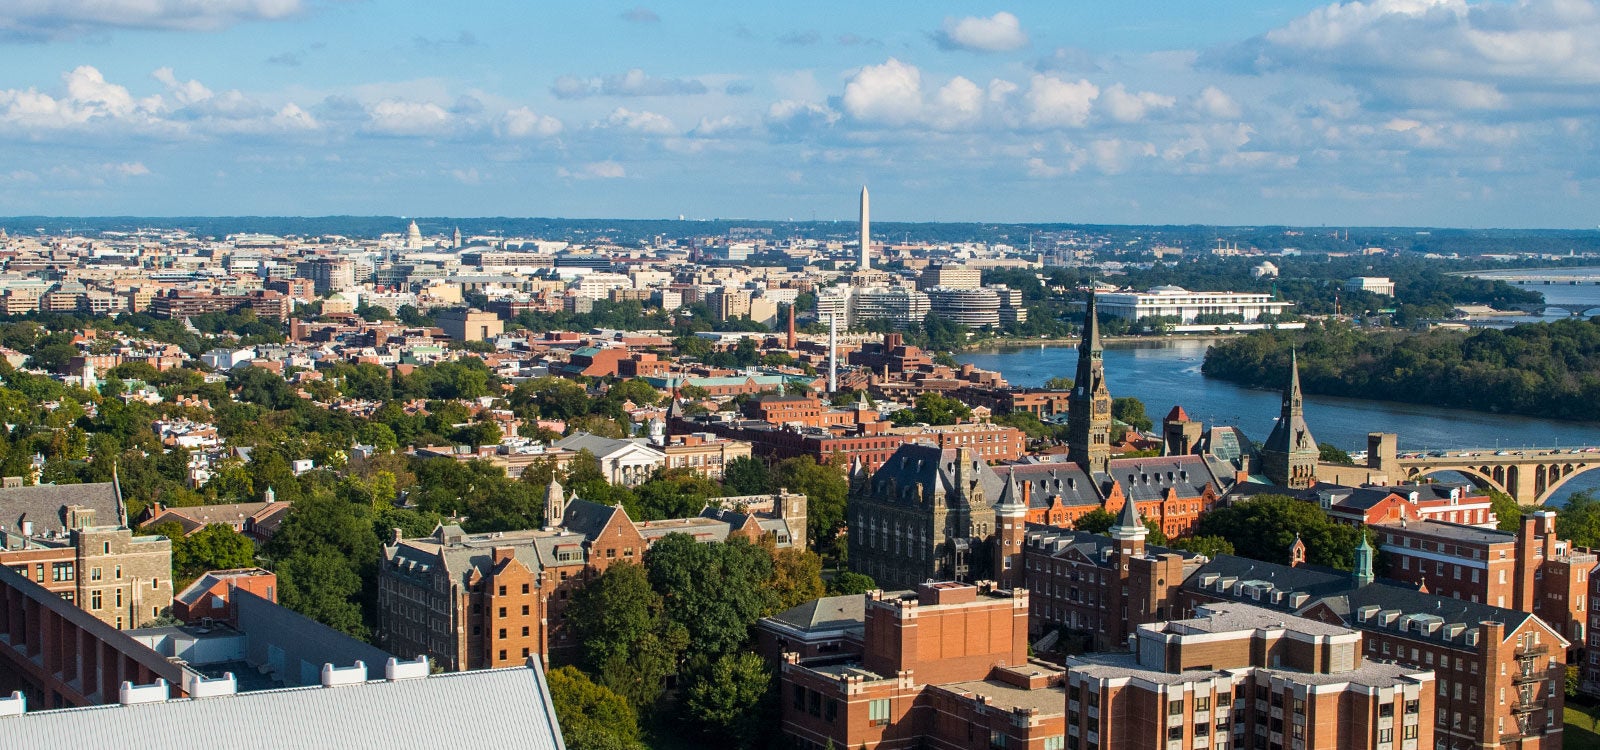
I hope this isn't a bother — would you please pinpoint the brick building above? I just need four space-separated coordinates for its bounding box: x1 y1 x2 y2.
1066 600 1434 750
1184 551 1569 749
1022 499 1205 652
377 480 807 670
772 581 1061 750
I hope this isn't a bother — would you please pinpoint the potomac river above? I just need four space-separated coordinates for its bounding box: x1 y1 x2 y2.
959 339 1600 505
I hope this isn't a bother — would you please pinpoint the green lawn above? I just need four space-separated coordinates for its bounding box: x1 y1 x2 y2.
1567 704 1600 750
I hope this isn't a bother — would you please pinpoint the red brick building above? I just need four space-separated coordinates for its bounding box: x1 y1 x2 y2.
772 581 1059 750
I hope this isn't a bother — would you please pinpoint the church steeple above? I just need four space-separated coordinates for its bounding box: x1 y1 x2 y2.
1261 350 1318 489
1068 290 1112 476
545 477 566 529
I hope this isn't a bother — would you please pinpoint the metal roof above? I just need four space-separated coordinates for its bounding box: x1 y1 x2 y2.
0 662 566 750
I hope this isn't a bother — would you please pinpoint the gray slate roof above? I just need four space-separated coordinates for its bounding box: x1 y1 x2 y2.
769 594 866 632
869 443 1004 507
0 481 121 537
0 663 566 750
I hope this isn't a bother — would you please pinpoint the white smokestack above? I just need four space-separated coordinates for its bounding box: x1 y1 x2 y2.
828 313 838 393
859 186 870 270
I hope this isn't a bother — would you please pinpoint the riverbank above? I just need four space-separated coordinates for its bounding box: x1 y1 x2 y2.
959 333 1248 352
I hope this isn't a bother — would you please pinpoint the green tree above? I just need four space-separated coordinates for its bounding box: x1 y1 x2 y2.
1489 490 1524 532
682 652 772 748
1556 491 1600 547
721 456 772 496
1193 494 1365 570
547 666 644 750
773 456 848 556
1167 535 1236 559
275 548 368 638
645 534 776 657
768 546 825 614
1073 508 1116 534
826 571 878 596
610 378 661 408
1318 443 1354 465
890 392 972 426
173 524 256 583
1044 376 1074 390
632 468 721 521
1111 396 1152 432
567 561 683 709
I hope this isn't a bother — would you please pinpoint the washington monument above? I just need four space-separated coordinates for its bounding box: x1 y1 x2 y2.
858 185 870 269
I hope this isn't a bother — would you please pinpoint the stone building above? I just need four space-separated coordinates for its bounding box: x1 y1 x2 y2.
846 444 1004 589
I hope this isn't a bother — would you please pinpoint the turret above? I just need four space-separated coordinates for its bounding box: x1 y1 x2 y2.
1288 533 1306 567
545 477 566 529
1353 533 1374 587
992 472 1028 588
1109 497 1147 557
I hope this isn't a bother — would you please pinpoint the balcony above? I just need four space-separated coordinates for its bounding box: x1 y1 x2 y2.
1510 699 1546 714
1512 671 1546 685
1516 643 1549 658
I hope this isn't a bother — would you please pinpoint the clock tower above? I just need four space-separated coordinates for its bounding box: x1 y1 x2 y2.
1068 290 1113 475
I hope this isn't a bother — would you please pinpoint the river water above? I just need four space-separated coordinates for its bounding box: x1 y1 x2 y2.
959 337 1600 505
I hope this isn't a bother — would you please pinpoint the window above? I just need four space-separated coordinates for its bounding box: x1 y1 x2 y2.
498 585 506 596
90 590 102 610
793 685 804 710
522 583 530 594
522 605 530 616
1196 696 1210 712
1169 699 1184 715
869 699 891 726
498 649 507 661
1378 728 1392 742
498 629 507 639
1379 704 1393 718
1044 737 1065 750
1403 725 1418 740
115 565 122 579
91 567 102 581
990 730 1008 749
522 626 529 636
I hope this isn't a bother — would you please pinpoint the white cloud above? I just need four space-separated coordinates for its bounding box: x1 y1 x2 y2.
1193 86 1242 119
1024 74 1098 128
1100 84 1175 123
559 160 627 179
926 76 985 129
0 0 306 39
606 107 675 134
1024 156 1068 178
364 100 452 137
152 67 212 106
112 161 150 176
500 107 563 138
842 58 923 125
690 115 747 136
935 12 1029 52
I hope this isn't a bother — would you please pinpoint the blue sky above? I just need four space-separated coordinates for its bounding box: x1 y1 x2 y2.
1 1 1598 228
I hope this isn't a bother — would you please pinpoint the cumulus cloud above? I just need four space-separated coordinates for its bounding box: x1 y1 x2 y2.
1100 84 1175 123
842 58 923 124
364 100 452 137
606 107 675 134
559 160 626 179
929 76 984 129
765 99 840 134
934 11 1030 52
0 0 306 39
1193 86 1242 119
1219 0 1600 113
551 69 708 99
500 107 562 138
1023 74 1098 128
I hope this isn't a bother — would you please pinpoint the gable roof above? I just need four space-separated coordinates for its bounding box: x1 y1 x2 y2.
868 443 1004 508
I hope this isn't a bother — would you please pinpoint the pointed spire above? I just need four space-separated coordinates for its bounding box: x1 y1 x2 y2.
994 471 1026 516
1080 289 1102 358
1287 349 1302 411
1114 498 1140 531
1354 533 1375 587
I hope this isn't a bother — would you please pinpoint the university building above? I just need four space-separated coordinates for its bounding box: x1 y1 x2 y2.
377 480 806 670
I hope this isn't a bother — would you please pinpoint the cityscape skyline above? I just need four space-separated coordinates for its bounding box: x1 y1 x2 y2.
2 2 1599 228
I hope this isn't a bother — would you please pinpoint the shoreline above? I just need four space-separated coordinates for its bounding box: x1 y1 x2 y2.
958 333 1248 352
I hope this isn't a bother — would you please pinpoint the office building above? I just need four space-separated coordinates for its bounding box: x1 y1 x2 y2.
1095 286 1294 324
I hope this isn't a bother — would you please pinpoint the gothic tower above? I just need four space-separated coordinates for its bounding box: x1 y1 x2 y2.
1068 291 1112 475
1261 351 1318 489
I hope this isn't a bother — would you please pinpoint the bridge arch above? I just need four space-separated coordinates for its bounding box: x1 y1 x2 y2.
1404 465 1509 497
1538 461 1598 501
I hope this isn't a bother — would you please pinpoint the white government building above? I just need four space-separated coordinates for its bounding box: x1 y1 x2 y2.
1096 286 1294 324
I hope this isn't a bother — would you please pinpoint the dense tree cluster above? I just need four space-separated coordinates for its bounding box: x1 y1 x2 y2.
1204 318 1600 421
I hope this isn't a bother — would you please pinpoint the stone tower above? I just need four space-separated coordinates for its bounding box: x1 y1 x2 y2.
1261 351 1318 489
544 477 566 529
1162 405 1203 456
1068 291 1113 475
